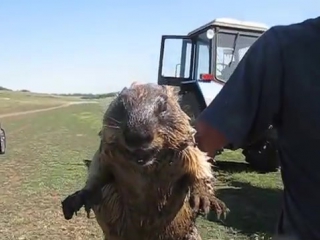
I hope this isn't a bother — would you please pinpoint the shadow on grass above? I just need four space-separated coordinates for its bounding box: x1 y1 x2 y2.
214 161 255 174
214 160 280 175
208 181 283 236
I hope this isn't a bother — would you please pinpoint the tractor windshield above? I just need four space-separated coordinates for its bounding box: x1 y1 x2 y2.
215 32 258 82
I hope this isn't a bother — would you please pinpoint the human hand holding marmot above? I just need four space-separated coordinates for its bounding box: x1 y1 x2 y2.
195 120 228 158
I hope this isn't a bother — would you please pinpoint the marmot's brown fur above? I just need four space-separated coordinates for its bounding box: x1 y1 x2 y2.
62 83 228 240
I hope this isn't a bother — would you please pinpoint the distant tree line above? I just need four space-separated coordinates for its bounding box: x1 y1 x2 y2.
0 86 12 91
56 92 118 99
0 86 118 99
0 86 30 92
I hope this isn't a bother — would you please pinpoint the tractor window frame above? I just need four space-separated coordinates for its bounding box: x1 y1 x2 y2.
188 27 216 81
193 31 213 80
158 35 196 86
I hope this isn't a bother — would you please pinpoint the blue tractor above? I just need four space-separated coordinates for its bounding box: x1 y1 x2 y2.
157 18 279 172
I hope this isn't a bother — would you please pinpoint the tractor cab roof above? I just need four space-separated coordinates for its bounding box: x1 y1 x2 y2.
188 18 269 36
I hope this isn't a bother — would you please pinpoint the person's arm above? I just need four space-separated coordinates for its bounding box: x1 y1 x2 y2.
195 27 283 157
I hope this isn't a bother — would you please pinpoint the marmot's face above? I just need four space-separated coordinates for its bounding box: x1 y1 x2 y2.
101 83 191 167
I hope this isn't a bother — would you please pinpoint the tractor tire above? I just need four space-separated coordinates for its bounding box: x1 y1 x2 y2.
242 129 280 173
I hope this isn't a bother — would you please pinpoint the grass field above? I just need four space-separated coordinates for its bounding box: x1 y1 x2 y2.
0 96 284 240
0 91 83 115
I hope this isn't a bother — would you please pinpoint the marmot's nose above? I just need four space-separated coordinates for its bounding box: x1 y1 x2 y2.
123 128 154 149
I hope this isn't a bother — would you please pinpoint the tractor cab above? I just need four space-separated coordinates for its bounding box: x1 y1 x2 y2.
157 18 268 106
157 19 280 173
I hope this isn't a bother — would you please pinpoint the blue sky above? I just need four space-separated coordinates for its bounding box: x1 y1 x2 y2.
0 0 319 94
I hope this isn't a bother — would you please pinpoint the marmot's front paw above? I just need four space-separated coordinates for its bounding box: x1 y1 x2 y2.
61 190 85 220
189 178 229 219
189 193 211 216
61 189 100 220
189 191 229 219
209 195 229 220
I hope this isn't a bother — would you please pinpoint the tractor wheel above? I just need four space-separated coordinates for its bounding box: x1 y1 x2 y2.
242 139 280 173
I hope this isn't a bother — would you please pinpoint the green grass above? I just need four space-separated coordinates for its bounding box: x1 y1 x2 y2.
0 90 85 115
0 101 283 240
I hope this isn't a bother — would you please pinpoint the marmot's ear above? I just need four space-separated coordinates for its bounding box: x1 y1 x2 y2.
130 81 141 87
83 159 92 169
164 85 178 96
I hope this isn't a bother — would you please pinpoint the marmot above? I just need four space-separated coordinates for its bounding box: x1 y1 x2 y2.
62 83 228 240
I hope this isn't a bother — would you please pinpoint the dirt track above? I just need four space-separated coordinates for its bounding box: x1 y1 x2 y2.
0 101 97 119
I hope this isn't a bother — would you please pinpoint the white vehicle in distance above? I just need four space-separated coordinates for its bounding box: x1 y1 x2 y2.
157 18 279 172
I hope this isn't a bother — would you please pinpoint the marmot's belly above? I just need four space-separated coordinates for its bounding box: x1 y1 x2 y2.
92 184 198 240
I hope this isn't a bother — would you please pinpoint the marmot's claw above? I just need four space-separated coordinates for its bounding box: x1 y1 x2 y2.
189 195 211 216
61 189 102 220
61 190 85 220
210 196 229 220
84 203 92 219
189 194 229 219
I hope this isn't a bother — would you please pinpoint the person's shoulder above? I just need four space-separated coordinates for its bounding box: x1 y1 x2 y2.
268 17 320 45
